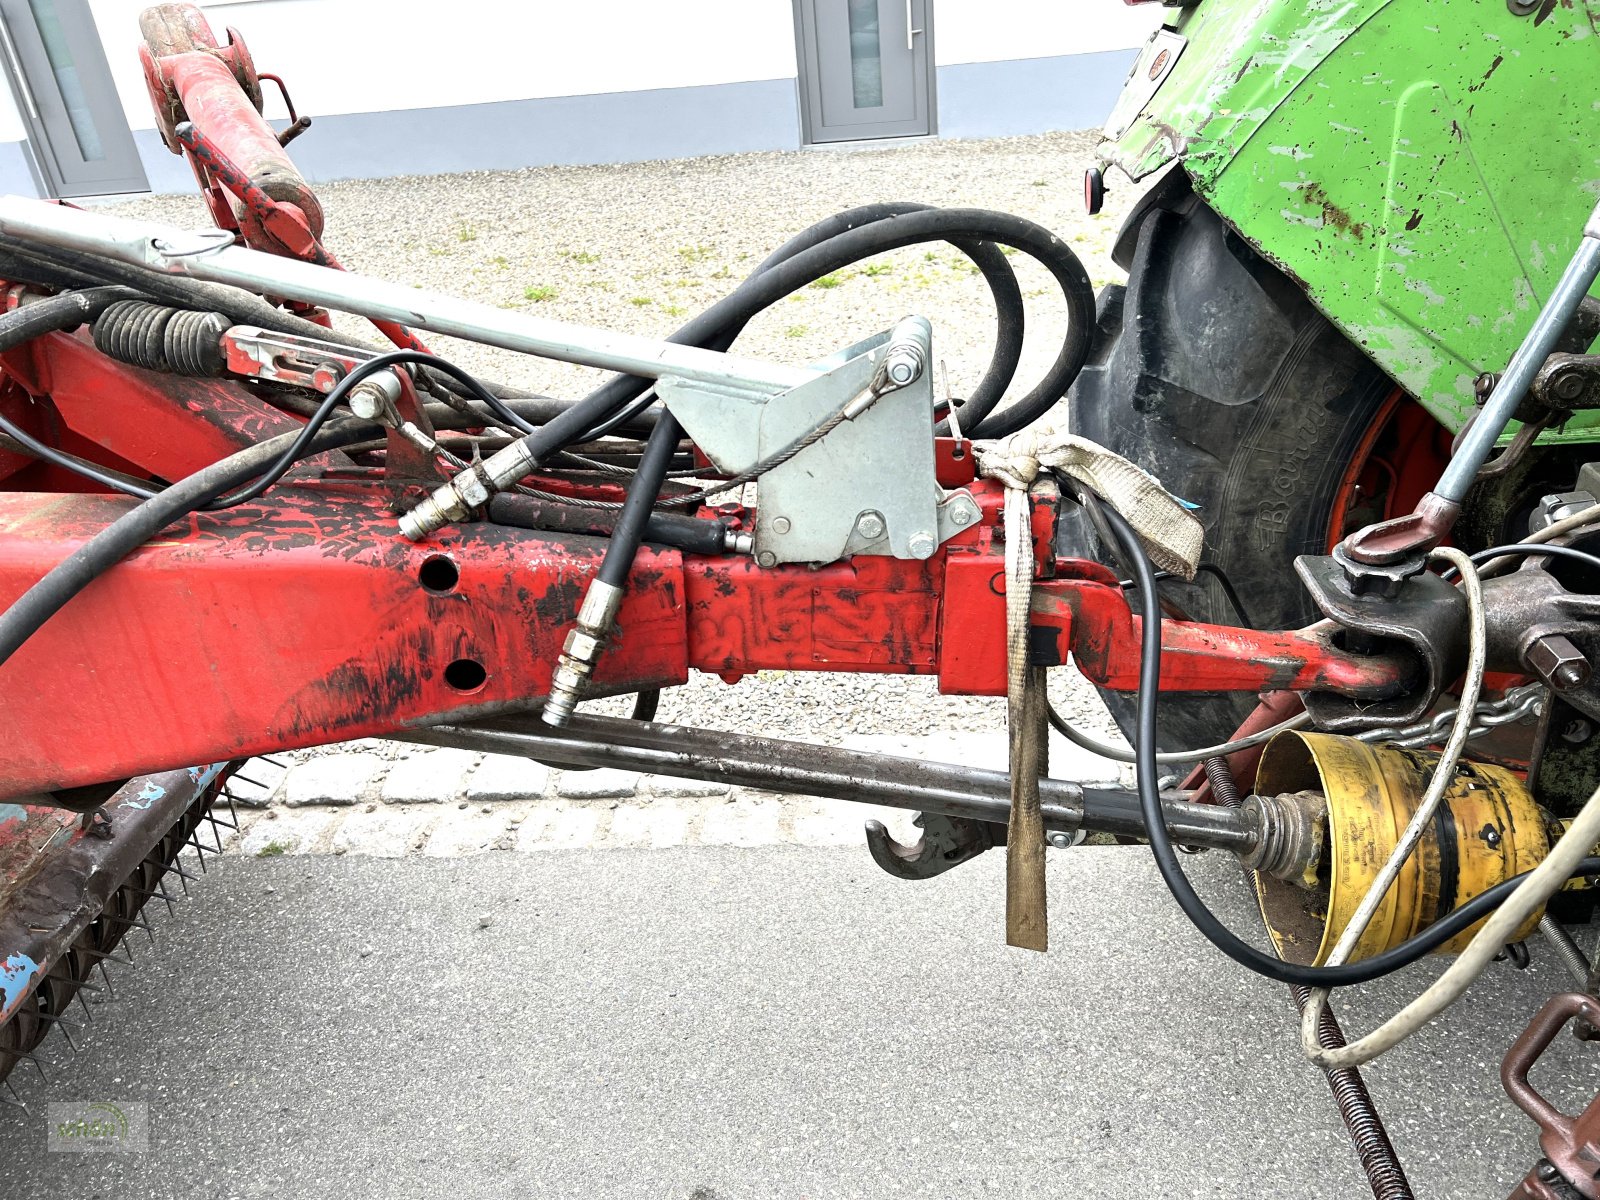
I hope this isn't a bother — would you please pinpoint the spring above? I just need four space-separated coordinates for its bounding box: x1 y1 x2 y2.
92 300 229 377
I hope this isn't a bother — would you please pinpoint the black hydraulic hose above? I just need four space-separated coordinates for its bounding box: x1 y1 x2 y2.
1097 496 1600 987
571 206 1092 446
739 203 1025 434
595 412 684 590
576 202 1024 442
1206 758 1415 1200
0 418 378 670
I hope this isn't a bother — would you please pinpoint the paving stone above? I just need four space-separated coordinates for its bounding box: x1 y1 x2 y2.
421 808 511 857
239 810 338 856
330 807 438 857
790 800 919 848
553 768 640 800
281 754 386 807
643 774 729 799
608 802 693 848
380 748 479 804
515 804 602 851
466 754 550 803
699 795 783 847
224 757 291 808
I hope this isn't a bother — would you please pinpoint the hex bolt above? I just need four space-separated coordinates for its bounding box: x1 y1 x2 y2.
1525 633 1591 692
951 505 973 527
884 351 921 387
856 512 886 540
1047 832 1071 849
756 550 778 569
907 531 937 559
771 516 791 535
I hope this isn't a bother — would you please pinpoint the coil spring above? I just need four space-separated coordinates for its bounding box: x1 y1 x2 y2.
92 300 230 377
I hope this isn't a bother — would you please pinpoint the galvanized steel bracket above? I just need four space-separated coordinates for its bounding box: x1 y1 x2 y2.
658 319 976 566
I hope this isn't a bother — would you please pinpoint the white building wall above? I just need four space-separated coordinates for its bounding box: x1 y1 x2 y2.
0 1 1161 194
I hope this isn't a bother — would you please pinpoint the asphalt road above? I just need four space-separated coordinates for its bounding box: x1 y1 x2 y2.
0 844 1590 1199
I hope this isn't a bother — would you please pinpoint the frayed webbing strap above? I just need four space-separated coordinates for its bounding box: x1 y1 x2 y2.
976 429 1202 580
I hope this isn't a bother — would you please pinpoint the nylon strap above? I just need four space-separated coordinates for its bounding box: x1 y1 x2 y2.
1003 483 1048 952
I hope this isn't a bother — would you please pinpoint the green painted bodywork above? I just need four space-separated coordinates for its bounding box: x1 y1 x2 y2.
1101 0 1600 442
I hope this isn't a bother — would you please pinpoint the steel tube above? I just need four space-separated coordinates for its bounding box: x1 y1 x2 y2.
403 712 1259 853
0 197 814 395
1436 208 1600 502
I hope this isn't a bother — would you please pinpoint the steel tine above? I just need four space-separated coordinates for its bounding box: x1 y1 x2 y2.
230 774 264 788
258 755 288 768
77 943 133 968
38 1011 81 1052
205 814 226 851
96 960 115 998
74 988 92 1021
1 1080 26 1109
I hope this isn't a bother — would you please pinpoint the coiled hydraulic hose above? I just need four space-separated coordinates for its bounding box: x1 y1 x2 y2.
573 205 1095 447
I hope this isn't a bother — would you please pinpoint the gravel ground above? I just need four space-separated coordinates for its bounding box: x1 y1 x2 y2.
105 131 1144 751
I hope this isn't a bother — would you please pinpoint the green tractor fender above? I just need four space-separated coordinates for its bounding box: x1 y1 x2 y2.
1100 0 1600 443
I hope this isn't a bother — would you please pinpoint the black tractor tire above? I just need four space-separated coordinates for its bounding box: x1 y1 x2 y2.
1062 171 1396 751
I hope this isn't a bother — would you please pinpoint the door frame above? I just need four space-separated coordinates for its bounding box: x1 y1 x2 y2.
0 0 148 197
792 0 937 146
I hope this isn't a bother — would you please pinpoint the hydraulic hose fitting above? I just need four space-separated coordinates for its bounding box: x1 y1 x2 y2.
542 580 625 728
399 438 538 540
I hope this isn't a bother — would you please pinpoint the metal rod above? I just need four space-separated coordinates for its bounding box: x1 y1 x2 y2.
0 196 815 396
1435 200 1600 502
403 712 1258 854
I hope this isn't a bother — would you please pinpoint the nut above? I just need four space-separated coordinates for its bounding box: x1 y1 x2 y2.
1525 633 1591 692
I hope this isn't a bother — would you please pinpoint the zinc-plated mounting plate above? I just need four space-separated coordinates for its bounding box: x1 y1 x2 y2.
658 319 972 566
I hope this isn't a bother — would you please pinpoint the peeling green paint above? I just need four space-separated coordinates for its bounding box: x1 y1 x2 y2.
1102 0 1600 442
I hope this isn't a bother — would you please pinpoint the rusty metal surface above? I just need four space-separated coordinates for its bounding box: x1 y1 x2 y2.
1503 993 1600 1199
402 710 1257 854
0 764 226 1083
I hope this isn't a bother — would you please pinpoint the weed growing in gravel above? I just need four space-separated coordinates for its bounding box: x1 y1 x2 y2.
677 244 715 263
860 263 893 277
784 325 808 338
559 249 601 264
1031 179 1048 186
523 285 558 302
809 272 849 289
489 255 509 269
256 841 289 858
711 264 733 279
457 226 478 242
629 296 653 307
663 303 687 317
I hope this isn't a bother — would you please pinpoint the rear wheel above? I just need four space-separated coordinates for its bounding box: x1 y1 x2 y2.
1062 174 1447 749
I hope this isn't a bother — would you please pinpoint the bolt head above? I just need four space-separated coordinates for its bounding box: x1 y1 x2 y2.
771 516 791 535
907 531 937 559
1047 832 1070 849
1554 371 1587 402
951 506 973 527
856 512 886 540
756 550 778 568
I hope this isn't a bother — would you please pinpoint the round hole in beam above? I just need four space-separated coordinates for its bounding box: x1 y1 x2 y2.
418 555 460 594
444 658 487 692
